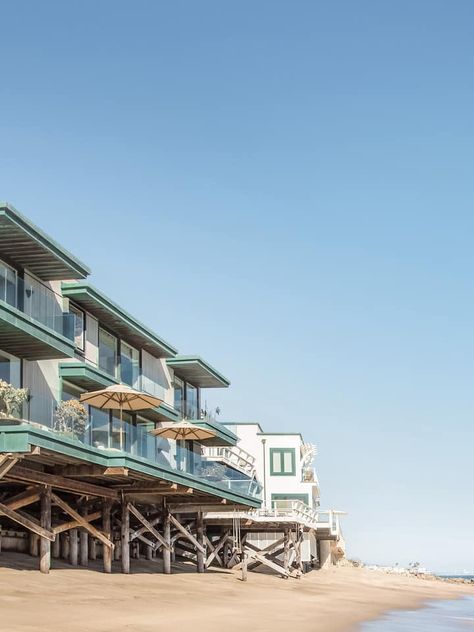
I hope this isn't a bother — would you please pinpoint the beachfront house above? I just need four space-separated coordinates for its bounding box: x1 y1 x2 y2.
0 202 261 574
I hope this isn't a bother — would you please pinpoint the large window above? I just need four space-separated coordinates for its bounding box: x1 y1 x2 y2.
0 260 17 307
269 448 296 476
90 406 110 449
120 342 139 387
173 376 184 415
70 304 85 351
185 383 198 419
98 328 118 377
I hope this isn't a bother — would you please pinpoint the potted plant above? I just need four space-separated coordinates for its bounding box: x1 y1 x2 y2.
54 399 88 440
0 380 28 418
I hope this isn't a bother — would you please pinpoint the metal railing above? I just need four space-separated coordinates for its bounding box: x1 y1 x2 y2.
202 445 256 476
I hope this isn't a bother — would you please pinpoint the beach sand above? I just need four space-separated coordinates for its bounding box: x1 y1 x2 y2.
0 552 472 632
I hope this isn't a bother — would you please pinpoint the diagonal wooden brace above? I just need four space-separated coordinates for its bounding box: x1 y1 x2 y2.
0 502 55 541
51 493 113 549
169 514 205 555
127 504 171 552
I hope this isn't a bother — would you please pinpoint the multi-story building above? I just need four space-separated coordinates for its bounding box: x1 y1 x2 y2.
0 202 261 574
0 202 343 577
202 423 343 573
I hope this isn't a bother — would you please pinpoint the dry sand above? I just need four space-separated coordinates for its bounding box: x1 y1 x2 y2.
0 552 472 632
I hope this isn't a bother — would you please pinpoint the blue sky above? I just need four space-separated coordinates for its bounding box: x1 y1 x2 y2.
1 1 473 573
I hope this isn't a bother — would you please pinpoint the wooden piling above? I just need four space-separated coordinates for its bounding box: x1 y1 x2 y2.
196 511 205 573
121 501 130 574
89 537 97 561
102 500 112 573
163 507 171 574
69 528 78 566
79 502 88 567
39 487 51 574
283 529 290 577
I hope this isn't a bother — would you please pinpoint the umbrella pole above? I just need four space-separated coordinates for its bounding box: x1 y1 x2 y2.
120 406 123 451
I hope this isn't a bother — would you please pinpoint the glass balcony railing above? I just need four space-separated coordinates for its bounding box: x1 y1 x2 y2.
71 416 262 500
0 269 74 340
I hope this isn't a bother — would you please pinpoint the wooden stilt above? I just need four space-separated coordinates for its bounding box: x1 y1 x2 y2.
196 511 205 573
163 506 171 574
102 500 112 573
39 486 51 574
69 528 78 566
89 537 97 560
241 551 248 582
79 503 88 567
121 500 130 574
283 529 290 577
29 533 39 557
61 532 69 560
52 532 60 559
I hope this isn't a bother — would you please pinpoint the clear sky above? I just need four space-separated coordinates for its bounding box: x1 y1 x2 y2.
1 1 473 573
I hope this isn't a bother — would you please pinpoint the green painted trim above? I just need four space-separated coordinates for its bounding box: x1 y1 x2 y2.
62 282 177 358
0 424 260 507
269 447 296 476
0 300 75 357
167 355 230 388
0 203 90 279
271 493 309 507
192 419 238 446
59 361 118 388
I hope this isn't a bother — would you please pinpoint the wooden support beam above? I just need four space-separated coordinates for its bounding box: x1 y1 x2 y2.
196 511 205 573
129 514 161 542
121 501 130 574
0 502 54 541
104 467 129 477
69 529 78 566
169 514 205 555
205 531 229 568
51 493 113 549
163 505 171 575
102 500 112 573
8 466 117 499
80 502 89 567
40 487 52 574
283 529 290 576
53 511 102 535
0 455 19 480
244 548 290 577
3 487 41 511
127 504 171 552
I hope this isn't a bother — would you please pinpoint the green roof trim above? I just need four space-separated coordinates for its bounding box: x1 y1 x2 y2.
62 282 177 358
0 203 90 280
0 424 260 507
0 301 75 360
167 355 230 388
192 419 238 447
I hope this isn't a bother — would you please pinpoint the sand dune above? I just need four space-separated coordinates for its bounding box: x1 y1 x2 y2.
0 552 472 631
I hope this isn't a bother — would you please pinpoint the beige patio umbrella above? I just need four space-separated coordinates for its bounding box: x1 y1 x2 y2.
80 384 163 450
150 421 216 441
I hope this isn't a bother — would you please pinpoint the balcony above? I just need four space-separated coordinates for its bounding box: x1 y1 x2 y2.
0 272 75 359
59 361 180 423
202 445 256 477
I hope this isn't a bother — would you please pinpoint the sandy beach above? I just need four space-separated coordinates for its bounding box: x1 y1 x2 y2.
0 553 472 632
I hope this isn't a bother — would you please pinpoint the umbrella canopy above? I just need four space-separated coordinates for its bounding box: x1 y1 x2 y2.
79 384 163 450
79 384 162 412
150 421 216 441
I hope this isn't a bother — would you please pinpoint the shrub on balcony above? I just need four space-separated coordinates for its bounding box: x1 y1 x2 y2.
54 399 88 439
0 380 28 418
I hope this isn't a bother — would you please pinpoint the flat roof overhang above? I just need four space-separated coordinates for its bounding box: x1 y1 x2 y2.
0 203 90 280
0 424 261 508
59 361 180 423
0 302 76 359
192 419 238 447
167 355 230 388
61 283 177 359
